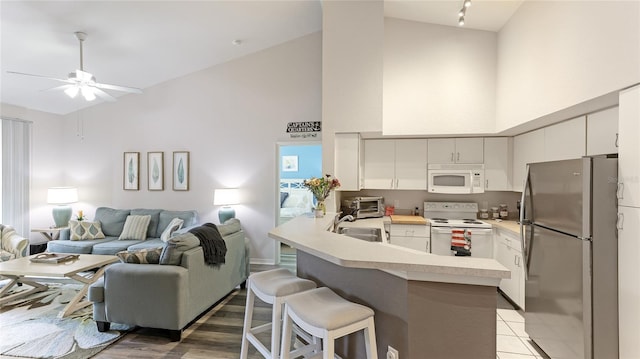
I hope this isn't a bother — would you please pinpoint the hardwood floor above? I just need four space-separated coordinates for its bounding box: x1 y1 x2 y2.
95 261 294 359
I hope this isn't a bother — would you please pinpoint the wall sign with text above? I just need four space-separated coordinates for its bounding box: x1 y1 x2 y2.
286 121 321 139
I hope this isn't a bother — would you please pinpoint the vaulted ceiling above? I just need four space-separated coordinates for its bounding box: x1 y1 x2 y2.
1 1 522 115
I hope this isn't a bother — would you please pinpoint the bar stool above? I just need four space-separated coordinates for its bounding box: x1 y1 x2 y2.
240 268 317 359
281 287 378 359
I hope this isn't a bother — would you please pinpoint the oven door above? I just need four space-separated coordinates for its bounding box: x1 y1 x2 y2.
428 170 473 194
431 226 493 258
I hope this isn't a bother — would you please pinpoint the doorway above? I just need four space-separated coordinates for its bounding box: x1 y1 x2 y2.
275 142 321 265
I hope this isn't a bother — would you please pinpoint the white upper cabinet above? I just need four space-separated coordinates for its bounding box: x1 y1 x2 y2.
427 138 483 164
363 140 395 189
484 137 512 191
543 116 586 161
395 139 428 189
618 85 640 208
513 128 545 192
363 139 427 190
587 107 619 156
334 133 363 191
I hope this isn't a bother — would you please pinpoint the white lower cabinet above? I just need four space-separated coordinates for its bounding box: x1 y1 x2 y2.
389 224 430 252
494 228 525 309
618 205 640 359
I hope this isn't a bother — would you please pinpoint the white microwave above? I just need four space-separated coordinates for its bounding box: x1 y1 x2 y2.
427 164 485 194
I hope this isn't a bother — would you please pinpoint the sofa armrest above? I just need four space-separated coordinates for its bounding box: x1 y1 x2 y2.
2 232 29 258
101 263 190 330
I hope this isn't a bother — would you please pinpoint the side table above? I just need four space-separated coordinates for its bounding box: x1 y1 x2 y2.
30 228 64 254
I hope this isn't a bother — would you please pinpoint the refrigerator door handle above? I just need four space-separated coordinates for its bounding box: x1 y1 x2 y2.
520 164 532 280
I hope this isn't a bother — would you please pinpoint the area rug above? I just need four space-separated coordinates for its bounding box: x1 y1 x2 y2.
0 281 130 359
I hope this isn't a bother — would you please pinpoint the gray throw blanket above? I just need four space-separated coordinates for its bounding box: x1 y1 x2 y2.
188 223 227 266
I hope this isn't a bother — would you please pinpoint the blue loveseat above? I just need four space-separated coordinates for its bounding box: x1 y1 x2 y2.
47 207 198 255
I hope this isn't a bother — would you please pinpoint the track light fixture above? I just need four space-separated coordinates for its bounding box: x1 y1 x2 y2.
458 0 471 26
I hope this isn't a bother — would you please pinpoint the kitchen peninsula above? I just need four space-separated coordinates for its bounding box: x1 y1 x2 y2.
268 214 510 359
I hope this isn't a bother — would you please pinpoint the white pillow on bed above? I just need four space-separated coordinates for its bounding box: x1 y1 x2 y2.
282 191 311 209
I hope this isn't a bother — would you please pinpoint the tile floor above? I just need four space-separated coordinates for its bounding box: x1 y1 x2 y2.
496 294 549 359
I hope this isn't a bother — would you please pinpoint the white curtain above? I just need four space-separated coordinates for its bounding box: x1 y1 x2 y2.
1 118 32 236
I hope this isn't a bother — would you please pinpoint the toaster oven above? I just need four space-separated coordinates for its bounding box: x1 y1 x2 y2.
341 196 385 219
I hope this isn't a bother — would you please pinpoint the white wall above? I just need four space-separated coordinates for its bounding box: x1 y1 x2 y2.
383 18 497 136
0 104 65 241
322 0 384 202
496 0 640 132
53 32 321 263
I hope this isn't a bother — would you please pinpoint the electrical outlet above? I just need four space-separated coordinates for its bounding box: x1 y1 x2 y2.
387 346 399 359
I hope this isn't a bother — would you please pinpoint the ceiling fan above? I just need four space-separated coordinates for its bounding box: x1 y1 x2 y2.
7 31 142 102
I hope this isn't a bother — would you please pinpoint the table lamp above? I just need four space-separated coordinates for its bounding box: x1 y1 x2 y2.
47 187 78 228
214 188 240 223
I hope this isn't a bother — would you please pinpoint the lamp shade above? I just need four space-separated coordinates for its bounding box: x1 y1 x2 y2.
47 187 78 204
214 188 240 206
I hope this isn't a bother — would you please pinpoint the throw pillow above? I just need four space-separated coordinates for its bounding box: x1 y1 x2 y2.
160 217 185 242
69 220 106 240
118 215 152 241
160 233 201 265
116 247 163 264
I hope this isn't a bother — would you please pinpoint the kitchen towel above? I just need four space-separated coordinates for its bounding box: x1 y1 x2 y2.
451 229 472 256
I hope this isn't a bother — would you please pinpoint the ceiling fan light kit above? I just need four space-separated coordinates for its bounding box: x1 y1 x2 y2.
7 31 142 102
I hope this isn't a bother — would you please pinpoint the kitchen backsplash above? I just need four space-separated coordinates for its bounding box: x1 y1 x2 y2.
338 190 522 220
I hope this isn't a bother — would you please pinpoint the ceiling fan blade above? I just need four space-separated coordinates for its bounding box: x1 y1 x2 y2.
7 71 73 84
42 84 75 92
91 87 117 102
94 82 142 94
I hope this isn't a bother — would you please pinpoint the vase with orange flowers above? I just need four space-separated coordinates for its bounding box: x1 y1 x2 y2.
303 174 341 217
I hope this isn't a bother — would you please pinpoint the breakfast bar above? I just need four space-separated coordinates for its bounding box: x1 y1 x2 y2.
269 214 510 359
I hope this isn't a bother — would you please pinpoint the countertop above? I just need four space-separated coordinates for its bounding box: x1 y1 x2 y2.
485 219 521 235
268 213 509 287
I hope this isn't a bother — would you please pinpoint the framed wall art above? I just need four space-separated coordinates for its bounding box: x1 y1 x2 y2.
173 151 190 191
147 152 164 191
123 152 140 190
282 155 298 172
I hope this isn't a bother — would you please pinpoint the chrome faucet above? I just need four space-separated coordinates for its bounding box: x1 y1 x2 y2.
333 215 355 232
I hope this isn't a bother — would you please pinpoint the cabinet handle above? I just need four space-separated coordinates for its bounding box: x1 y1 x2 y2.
451 152 455 162
396 179 399 188
615 133 619 148
390 179 394 189
617 182 624 200
617 213 624 230
485 179 489 189
457 152 460 161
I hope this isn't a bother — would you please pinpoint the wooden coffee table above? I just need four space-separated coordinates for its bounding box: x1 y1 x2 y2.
0 253 118 318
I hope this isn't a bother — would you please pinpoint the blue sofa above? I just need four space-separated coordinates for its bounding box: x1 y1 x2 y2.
88 219 249 341
47 207 198 255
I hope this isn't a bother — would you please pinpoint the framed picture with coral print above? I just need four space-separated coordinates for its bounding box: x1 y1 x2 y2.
172 151 190 191
123 152 140 190
147 152 164 191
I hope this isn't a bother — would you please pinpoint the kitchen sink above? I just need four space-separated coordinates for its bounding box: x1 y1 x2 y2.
338 227 384 242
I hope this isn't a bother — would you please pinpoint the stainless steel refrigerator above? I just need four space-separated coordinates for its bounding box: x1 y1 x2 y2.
520 156 618 359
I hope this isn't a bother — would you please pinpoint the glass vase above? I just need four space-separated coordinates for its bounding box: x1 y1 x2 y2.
315 200 326 218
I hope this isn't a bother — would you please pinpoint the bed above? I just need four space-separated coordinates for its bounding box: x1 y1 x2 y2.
279 179 315 225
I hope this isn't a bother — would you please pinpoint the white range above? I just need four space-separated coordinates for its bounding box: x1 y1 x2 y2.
424 201 493 258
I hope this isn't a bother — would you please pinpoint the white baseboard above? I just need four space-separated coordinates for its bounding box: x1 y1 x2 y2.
250 258 277 265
